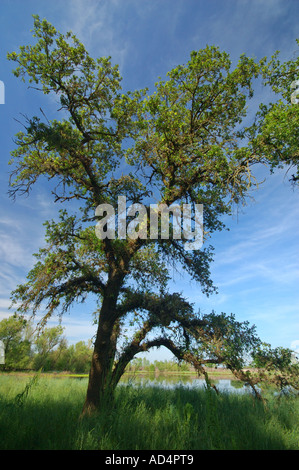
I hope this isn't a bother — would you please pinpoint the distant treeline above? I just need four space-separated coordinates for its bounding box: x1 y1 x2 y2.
125 357 192 373
0 316 195 374
0 316 91 373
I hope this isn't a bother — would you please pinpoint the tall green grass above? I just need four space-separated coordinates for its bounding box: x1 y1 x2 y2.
0 375 298 450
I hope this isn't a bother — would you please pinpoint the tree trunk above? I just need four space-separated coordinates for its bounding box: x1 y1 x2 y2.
81 292 119 416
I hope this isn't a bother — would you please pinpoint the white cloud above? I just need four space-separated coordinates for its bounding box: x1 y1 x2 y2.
290 340 299 353
0 211 44 270
46 315 96 344
0 233 33 268
0 298 14 320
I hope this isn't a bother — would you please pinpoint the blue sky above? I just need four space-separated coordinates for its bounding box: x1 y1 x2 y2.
0 0 298 361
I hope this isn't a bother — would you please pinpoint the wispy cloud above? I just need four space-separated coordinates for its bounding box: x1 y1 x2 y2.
0 298 14 321
61 0 129 71
0 228 35 269
43 314 96 343
199 0 296 61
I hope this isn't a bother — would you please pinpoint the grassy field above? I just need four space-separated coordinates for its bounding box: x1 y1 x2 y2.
0 374 298 450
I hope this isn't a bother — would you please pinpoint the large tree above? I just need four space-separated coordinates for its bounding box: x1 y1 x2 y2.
8 17 298 415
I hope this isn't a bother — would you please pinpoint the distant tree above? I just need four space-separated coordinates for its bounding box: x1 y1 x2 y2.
66 341 93 373
33 325 65 370
7 16 299 415
0 315 32 370
47 336 69 371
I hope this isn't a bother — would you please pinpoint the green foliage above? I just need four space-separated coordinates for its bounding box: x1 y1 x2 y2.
0 315 93 373
63 341 93 373
33 325 65 370
0 315 32 370
251 344 299 391
245 39 299 183
129 46 262 208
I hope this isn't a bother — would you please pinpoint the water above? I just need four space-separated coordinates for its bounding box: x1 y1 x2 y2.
119 374 256 395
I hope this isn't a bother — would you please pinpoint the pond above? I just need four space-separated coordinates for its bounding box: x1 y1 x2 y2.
119 374 256 395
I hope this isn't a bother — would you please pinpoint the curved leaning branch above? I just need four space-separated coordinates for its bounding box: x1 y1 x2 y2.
111 293 264 399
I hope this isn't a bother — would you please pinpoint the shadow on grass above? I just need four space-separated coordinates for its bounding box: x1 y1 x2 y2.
77 385 298 450
0 378 298 450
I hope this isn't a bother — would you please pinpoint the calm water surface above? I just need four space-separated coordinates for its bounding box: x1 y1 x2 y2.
119 374 255 394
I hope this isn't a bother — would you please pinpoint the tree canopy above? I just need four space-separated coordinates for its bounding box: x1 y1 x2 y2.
7 16 299 414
